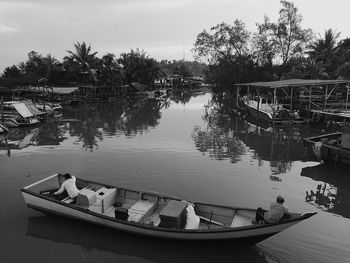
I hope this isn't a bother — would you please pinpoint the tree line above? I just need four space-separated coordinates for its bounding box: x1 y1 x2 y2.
1 45 206 88
193 0 350 90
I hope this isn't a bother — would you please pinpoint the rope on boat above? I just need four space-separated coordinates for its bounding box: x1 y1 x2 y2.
312 141 322 160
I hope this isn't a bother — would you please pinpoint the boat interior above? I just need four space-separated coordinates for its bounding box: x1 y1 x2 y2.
25 174 293 231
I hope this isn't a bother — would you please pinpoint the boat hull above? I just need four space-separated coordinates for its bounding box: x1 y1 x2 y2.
21 190 307 244
303 132 350 167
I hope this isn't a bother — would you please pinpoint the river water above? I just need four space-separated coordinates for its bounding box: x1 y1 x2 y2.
1 92 349 263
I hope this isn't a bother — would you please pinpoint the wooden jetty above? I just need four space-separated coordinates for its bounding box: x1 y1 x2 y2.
235 79 350 125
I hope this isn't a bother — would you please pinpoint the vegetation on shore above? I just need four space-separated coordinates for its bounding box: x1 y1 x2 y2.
0 45 206 89
1 1 350 92
193 1 350 91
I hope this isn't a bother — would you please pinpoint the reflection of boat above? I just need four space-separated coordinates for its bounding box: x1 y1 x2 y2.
0 127 40 150
301 164 350 218
26 215 266 263
303 127 350 167
243 96 307 125
22 174 316 244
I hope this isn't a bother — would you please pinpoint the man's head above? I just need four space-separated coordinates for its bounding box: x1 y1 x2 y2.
277 195 285 204
64 173 72 180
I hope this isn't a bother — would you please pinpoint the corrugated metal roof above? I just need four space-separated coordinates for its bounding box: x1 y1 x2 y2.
13 103 33 118
235 79 350 88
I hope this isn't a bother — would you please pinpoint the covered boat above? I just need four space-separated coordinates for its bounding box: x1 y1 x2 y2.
2 101 40 127
242 96 307 125
0 121 9 133
21 174 316 244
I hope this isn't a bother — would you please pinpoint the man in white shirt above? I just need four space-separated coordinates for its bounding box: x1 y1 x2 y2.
255 195 290 224
54 173 80 202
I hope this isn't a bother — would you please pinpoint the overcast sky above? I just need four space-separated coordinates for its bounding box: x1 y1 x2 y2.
1 0 349 72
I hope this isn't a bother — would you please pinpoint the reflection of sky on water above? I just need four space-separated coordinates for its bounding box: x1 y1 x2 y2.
1 92 349 220
2 92 350 263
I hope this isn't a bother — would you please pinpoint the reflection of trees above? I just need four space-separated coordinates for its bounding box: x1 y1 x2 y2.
192 94 332 176
117 98 162 137
301 164 350 219
191 98 247 163
35 121 67 146
62 97 163 150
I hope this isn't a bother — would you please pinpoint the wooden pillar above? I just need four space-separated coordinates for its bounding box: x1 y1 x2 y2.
324 85 328 110
308 86 313 114
290 86 293 111
1 96 4 122
256 87 260 118
273 87 277 126
236 86 240 108
346 84 349 109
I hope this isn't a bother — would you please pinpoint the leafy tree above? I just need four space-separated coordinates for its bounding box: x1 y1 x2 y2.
3 65 21 78
118 49 160 86
252 16 277 67
267 1 313 65
193 19 250 64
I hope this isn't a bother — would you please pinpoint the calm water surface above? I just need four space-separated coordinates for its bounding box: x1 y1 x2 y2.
1 93 350 263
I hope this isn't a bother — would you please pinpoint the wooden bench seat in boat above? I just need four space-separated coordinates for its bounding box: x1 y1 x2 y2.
230 210 255 227
128 200 156 223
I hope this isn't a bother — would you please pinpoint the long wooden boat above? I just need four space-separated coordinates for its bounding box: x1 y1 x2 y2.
21 174 316 244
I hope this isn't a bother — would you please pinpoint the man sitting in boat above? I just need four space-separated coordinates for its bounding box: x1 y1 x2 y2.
54 173 80 202
255 195 290 224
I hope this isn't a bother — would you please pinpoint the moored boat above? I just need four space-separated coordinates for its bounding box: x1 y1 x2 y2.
303 126 350 167
0 121 9 133
21 174 316 244
2 101 40 127
243 96 308 125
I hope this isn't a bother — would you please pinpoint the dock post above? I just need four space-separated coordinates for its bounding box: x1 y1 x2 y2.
1 96 4 122
273 87 277 126
346 84 349 109
236 86 240 108
324 85 328 111
290 86 293 111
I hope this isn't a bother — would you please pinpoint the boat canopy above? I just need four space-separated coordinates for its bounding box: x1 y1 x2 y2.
235 79 350 88
13 103 34 118
26 103 46 116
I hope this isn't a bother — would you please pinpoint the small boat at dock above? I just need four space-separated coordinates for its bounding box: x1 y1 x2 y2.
242 96 308 125
303 126 350 167
21 174 316 244
2 101 41 127
0 122 9 133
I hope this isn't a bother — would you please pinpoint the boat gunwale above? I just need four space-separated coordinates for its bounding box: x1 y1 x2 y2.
21 175 317 234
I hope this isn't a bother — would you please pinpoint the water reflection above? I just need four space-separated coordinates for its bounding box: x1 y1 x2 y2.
26 215 267 263
191 97 342 176
301 164 350 218
0 123 66 156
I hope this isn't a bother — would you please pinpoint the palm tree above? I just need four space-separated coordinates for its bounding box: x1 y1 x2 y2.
41 54 60 78
66 42 98 82
308 29 340 70
118 49 160 85
99 53 122 85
